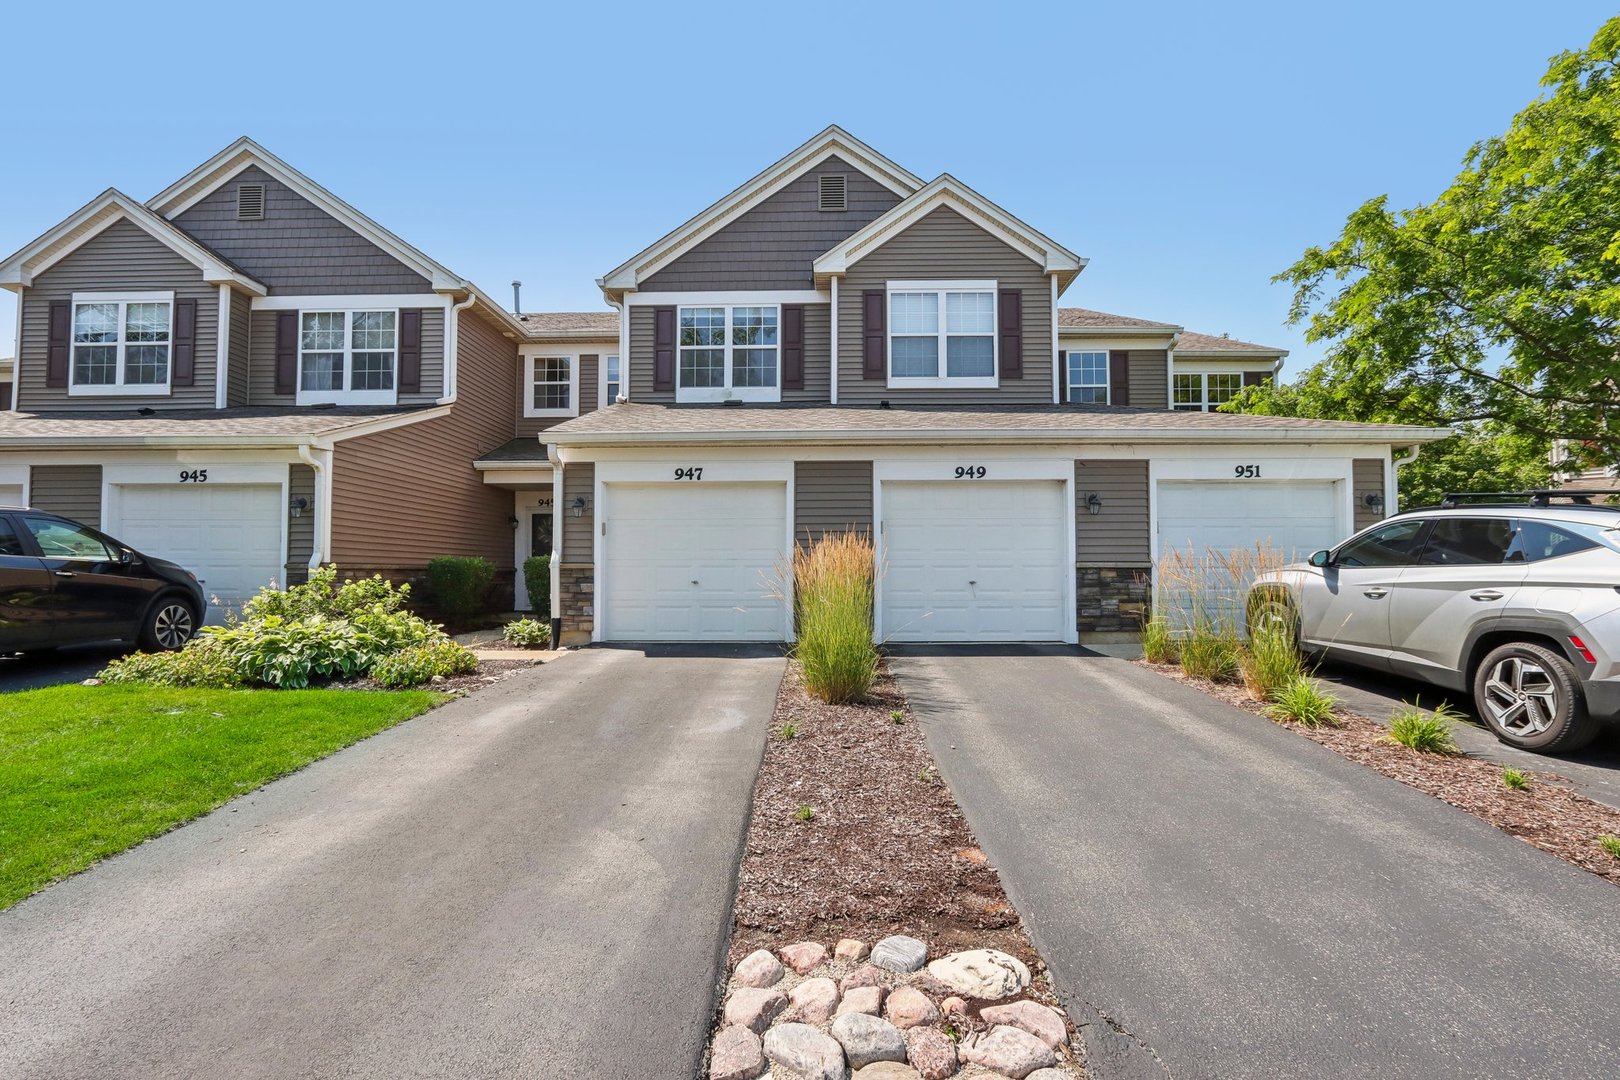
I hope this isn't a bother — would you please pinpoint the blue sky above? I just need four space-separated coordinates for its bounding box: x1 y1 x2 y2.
1 1 1612 378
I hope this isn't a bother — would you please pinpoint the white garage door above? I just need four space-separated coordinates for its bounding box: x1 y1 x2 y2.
602 482 788 641
0 484 23 508
1156 480 1341 562
881 480 1069 642
114 484 284 618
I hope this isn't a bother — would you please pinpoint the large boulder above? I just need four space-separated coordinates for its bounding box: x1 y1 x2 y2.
925 949 1031 1000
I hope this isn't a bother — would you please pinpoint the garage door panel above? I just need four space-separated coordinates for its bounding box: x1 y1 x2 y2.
113 484 283 620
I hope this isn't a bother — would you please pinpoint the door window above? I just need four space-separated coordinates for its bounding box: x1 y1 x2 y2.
1335 519 1429 567
1416 518 1516 566
531 512 553 558
23 517 116 562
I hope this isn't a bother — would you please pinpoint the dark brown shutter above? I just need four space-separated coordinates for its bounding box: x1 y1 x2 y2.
398 309 423 393
998 289 1022 379
781 304 804 391
275 310 298 396
653 306 675 392
1058 350 1068 403
46 300 70 388
862 290 885 379
1243 370 1270 388
172 298 197 386
1109 351 1130 406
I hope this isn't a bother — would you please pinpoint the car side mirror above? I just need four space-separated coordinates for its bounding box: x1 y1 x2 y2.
1308 549 1333 568
118 548 136 566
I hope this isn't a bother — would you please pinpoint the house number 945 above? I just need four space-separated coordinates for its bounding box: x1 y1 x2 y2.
1234 464 1262 478
179 469 208 483
954 466 987 479
674 467 703 480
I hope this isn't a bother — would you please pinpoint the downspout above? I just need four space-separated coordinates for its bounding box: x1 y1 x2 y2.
440 290 477 405
829 276 839 405
1390 444 1422 514
608 297 625 402
296 443 331 574
1050 274 1059 403
547 440 564 644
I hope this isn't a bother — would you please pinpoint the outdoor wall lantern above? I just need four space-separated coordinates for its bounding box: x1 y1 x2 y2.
570 495 588 518
1363 492 1385 511
507 514 520 529
1086 493 1103 515
289 496 310 519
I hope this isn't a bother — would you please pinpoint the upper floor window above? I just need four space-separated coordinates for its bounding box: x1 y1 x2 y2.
604 354 621 405
299 309 395 405
523 351 578 417
70 292 172 396
887 281 996 388
1172 371 1243 411
1067 350 1109 404
677 306 779 402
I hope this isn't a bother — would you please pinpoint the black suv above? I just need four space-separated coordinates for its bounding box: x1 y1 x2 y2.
0 507 206 655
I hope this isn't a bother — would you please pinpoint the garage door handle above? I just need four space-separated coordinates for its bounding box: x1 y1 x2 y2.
690 580 699 586
1470 589 1504 601
1362 587 1388 599
53 570 76 578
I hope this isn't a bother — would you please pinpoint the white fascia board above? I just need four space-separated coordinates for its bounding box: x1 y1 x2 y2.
1177 348 1290 359
624 290 829 306
1060 333 1179 352
548 424 1455 449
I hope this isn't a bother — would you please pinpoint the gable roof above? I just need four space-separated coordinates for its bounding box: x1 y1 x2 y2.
517 311 618 338
597 125 925 299
812 174 1086 290
1058 307 1180 331
0 188 268 294
145 137 469 292
1174 329 1287 357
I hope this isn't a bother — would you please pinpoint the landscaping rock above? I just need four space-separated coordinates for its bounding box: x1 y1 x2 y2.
959 1025 1057 1078
981 1000 1067 1049
835 938 871 962
908 971 954 998
836 985 886 1016
723 987 787 1034
870 934 928 973
709 1025 766 1080
925 949 1031 1000
853 1063 920 1080
831 1012 908 1070
883 984 939 1029
780 941 827 974
734 948 785 988
763 1024 845 1080
905 1026 959 1080
841 964 888 991
787 977 840 1024
939 995 968 1017
1026 1070 1070 1080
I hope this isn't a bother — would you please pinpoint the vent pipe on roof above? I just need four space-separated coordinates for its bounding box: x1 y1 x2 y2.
511 280 522 313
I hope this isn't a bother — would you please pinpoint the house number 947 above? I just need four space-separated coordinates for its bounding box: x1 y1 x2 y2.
954 466 987 479
674 467 703 480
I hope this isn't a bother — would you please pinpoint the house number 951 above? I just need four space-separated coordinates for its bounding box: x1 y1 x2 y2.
1234 464 1262 478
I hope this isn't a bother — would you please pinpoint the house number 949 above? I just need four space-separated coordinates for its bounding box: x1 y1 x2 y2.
954 466 987 479
1234 464 1262 478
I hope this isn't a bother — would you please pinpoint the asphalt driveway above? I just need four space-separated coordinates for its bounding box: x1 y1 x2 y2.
891 646 1620 1080
0 645 784 1079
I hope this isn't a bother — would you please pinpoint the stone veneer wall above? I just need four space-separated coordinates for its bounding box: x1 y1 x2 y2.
1077 566 1152 634
558 564 594 645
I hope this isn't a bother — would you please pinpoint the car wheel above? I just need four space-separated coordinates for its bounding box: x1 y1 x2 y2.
1473 642 1597 754
1246 594 1299 649
140 596 197 652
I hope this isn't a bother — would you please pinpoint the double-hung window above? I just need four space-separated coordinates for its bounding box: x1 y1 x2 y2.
603 354 621 405
1172 371 1244 411
676 305 779 402
69 291 172 395
886 281 997 387
1066 350 1109 404
299 309 396 404
523 351 578 417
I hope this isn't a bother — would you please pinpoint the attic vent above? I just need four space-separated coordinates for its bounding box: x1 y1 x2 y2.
236 183 265 220
818 174 847 212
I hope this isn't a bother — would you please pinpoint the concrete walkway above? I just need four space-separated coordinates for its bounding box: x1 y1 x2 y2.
891 646 1620 1080
0 646 784 1079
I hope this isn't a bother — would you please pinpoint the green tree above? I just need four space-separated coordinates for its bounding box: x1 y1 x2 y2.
1235 18 1620 475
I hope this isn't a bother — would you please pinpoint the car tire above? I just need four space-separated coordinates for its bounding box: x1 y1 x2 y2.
1472 641 1597 754
139 595 197 652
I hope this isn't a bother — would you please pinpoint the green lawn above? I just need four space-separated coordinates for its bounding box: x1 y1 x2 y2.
0 684 441 910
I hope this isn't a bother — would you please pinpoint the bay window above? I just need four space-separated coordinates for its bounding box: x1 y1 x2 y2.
69 292 172 395
887 281 997 387
1066 350 1109 404
299 309 396 404
677 305 779 401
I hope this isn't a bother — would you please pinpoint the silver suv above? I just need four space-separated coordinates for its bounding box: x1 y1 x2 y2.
1248 491 1620 754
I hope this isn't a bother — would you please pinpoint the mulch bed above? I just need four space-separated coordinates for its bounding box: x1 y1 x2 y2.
1141 660 1620 887
729 662 1037 971
341 657 541 695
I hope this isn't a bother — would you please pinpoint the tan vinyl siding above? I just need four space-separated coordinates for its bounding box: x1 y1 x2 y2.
287 463 315 584
1353 457 1386 532
1126 351 1168 409
227 289 251 407
171 165 430 294
794 461 873 546
17 220 219 411
1076 460 1149 566
249 306 443 406
514 350 605 438
638 156 903 291
328 307 516 572
562 464 594 564
628 304 830 404
29 465 102 528
837 207 1051 406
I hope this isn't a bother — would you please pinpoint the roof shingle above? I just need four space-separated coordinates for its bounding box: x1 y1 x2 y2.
0 406 433 443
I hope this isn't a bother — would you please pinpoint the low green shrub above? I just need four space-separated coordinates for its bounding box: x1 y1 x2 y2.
522 555 551 617
241 566 410 622
1382 701 1461 754
426 556 496 623
98 638 243 688
371 640 478 688
793 532 878 704
1502 767 1531 791
207 615 371 689
1240 624 1306 700
1599 834 1620 860
502 618 552 648
1141 614 1177 664
1179 623 1241 682
1263 677 1340 727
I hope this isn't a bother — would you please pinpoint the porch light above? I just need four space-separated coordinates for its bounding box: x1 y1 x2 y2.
507 514 520 529
1363 492 1385 511
1085 493 1102 516
289 496 310 519
570 496 587 518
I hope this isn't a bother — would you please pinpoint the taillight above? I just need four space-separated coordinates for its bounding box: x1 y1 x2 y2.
1569 635 1598 664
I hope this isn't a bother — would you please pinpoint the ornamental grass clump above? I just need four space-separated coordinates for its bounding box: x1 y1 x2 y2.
1240 623 1307 701
1178 623 1242 682
1141 614 1178 664
790 531 879 705
1263 677 1341 727
1382 700 1462 754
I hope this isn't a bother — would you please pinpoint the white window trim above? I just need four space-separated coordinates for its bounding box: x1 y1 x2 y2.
67 290 175 397
675 304 782 404
521 349 580 418
296 307 399 406
884 279 998 389
1172 370 1245 412
1066 349 1110 405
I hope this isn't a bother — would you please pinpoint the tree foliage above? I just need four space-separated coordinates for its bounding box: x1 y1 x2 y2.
1237 18 1620 474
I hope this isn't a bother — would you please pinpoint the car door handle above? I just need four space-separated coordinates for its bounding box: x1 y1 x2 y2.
1363 587 1388 599
1470 589 1504 601
53 570 76 578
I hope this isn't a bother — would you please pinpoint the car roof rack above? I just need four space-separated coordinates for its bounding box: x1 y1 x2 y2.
1436 489 1620 509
